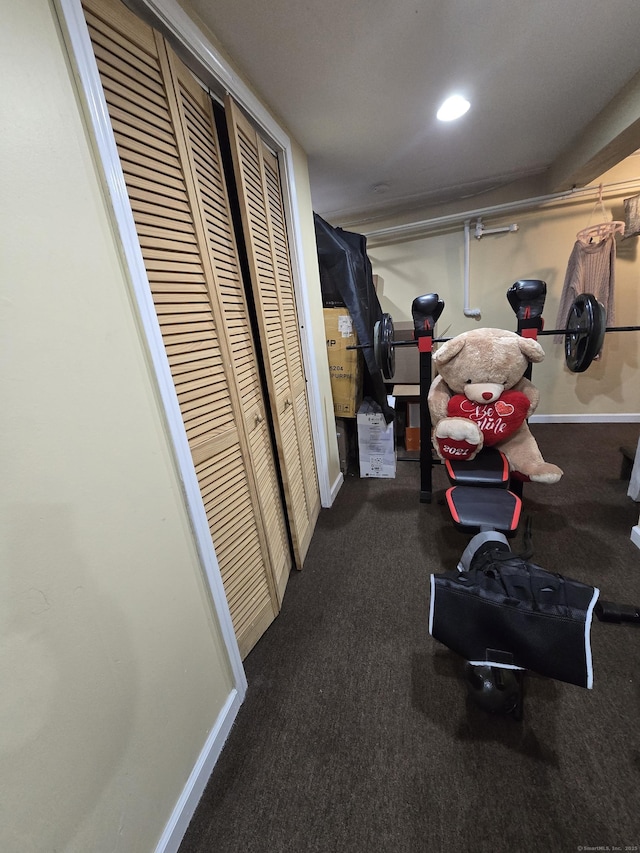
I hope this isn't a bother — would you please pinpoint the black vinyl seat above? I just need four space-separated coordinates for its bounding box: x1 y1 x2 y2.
446 485 521 535
445 447 510 488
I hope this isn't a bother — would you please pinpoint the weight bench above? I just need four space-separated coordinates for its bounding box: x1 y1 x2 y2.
434 456 601 719
430 280 593 719
440 279 543 539
445 448 521 536
436 439 639 722
441 449 527 718
426 280 638 720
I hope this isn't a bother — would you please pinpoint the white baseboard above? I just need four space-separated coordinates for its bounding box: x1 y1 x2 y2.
631 525 640 551
155 687 243 853
329 471 344 505
530 413 640 423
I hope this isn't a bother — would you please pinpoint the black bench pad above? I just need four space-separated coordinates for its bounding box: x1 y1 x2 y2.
446 485 521 535
445 447 510 488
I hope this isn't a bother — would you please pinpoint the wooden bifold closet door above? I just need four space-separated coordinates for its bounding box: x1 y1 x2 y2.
83 0 297 656
225 98 321 567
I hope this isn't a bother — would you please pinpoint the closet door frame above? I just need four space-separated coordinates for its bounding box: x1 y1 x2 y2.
56 0 331 679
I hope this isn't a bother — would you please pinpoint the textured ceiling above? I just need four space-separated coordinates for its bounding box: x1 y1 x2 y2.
187 0 640 224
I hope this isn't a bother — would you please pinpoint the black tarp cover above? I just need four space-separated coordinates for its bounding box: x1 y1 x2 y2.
314 213 394 422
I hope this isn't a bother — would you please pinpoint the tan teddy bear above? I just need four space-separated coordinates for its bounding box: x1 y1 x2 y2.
428 328 563 484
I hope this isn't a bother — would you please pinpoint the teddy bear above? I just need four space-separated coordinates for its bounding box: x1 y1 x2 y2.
428 328 563 484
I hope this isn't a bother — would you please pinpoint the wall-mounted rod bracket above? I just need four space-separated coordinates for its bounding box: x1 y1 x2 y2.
474 218 519 239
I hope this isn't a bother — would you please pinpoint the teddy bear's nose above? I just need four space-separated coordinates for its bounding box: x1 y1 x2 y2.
482 392 493 400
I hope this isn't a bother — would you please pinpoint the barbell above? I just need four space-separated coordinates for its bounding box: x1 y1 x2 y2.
364 294 640 379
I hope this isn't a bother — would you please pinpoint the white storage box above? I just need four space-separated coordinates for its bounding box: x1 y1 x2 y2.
357 398 396 479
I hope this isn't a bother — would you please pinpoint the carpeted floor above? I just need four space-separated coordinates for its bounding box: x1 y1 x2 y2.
180 423 640 853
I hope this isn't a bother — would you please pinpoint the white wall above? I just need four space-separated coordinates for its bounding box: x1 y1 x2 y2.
1 2 236 849
368 158 640 418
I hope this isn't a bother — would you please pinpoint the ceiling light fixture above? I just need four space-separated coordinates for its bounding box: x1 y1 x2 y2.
436 94 470 122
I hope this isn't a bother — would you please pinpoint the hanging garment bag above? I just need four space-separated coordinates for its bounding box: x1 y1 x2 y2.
429 549 599 688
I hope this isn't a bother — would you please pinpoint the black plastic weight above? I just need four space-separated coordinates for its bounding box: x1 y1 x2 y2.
564 294 607 373
373 313 395 381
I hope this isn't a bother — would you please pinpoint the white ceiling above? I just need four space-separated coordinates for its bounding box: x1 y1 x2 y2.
187 0 640 225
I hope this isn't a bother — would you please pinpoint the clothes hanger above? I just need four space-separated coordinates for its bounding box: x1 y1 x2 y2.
576 184 625 244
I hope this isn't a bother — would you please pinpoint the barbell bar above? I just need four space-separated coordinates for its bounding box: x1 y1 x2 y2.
354 294 640 379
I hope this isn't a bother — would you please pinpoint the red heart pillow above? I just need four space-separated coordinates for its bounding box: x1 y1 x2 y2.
447 390 530 446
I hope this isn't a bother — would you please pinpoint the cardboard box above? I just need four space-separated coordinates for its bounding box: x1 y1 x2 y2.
324 308 362 418
357 398 396 478
405 426 420 451
389 321 419 385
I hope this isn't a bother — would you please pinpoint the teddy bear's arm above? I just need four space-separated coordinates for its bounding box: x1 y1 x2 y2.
513 376 540 417
427 375 452 423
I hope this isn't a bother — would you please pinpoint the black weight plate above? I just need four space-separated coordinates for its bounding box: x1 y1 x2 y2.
565 293 606 373
373 313 395 380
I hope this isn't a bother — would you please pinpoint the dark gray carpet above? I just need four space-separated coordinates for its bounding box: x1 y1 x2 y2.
180 423 640 853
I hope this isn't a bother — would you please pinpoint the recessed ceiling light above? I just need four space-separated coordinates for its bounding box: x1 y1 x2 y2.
437 94 470 122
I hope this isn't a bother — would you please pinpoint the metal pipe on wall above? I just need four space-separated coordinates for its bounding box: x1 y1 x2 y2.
362 178 640 243
463 220 481 318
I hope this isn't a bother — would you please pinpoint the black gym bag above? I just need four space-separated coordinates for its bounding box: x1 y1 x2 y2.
429 542 600 688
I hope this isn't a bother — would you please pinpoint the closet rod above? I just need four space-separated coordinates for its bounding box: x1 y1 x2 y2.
362 178 640 242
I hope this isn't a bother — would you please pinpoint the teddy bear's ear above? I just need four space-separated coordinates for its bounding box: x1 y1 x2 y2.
433 335 466 365
517 336 546 363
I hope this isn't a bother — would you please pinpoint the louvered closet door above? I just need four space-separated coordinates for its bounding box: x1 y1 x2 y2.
83 0 291 655
225 97 321 568
167 54 292 604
